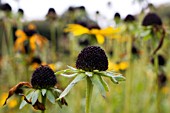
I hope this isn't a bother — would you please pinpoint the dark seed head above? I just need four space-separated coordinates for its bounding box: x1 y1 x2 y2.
0 3 12 12
142 13 162 26
76 46 108 71
124 14 136 22
31 65 57 89
31 57 42 65
18 8 24 15
151 54 165 66
158 72 167 88
114 12 121 19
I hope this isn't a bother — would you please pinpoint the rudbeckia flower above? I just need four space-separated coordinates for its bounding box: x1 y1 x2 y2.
14 29 48 54
3 65 67 112
64 24 120 44
55 46 125 113
29 34 48 52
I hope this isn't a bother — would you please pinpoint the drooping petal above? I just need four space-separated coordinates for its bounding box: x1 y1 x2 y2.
96 34 105 44
3 82 32 106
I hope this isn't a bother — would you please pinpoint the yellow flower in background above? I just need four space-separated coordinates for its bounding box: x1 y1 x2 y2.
14 30 28 52
108 61 129 72
8 99 17 108
119 62 128 70
29 34 48 52
64 24 120 44
64 24 89 36
28 23 37 30
0 93 7 106
0 93 17 108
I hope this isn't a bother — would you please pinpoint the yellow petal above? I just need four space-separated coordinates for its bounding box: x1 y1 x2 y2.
90 29 100 35
100 27 120 36
119 62 128 70
64 24 89 36
96 34 105 44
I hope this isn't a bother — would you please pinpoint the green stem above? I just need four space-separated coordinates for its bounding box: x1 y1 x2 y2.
85 77 93 113
154 55 161 113
42 94 46 113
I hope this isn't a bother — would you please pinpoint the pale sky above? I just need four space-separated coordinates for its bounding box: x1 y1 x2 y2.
2 0 170 21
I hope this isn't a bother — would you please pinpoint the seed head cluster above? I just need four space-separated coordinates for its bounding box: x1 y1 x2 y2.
31 65 57 89
76 46 108 72
142 13 162 26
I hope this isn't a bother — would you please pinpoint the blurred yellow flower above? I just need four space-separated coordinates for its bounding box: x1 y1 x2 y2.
28 23 37 30
0 93 7 106
8 99 17 108
14 29 48 53
14 30 28 52
64 24 120 44
29 34 48 52
108 61 128 72
0 93 17 108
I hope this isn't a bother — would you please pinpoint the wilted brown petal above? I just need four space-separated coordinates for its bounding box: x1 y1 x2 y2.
61 98 68 106
33 101 46 111
3 82 32 105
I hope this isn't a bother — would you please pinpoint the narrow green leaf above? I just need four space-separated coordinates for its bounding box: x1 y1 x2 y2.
31 90 40 105
47 90 55 104
85 72 93 77
90 74 106 98
19 91 34 109
110 77 119 84
19 100 27 109
67 65 77 71
41 89 47 96
52 88 62 93
61 73 78 78
98 76 109 91
113 75 126 81
59 73 86 99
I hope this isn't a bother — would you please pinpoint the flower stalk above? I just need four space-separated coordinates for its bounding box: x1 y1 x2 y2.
85 77 93 113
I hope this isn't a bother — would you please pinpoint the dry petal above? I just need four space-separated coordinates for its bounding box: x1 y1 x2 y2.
3 82 32 105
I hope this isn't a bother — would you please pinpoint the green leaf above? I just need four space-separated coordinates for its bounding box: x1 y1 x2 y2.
98 76 109 92
31 90 40 105
85 72 93 77
67 65 77 71
96 71 125 84
61 73 78 78
113 75 126 81
47 90 55 104
140 30 151 37
143 34 152 41
90 74 107 98
55 69 72 75
19 91 34 109
110 77 119 84
19 100 27 109
41 89 47 96
59 73 86 99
